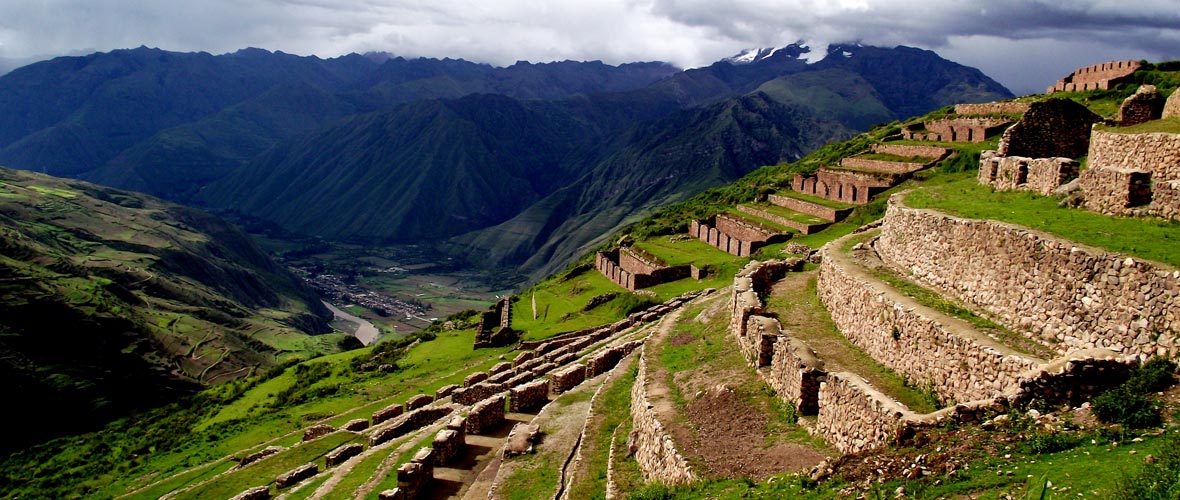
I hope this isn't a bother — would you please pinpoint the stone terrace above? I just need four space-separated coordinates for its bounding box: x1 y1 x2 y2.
688 213 790 257
1047 60 1143 93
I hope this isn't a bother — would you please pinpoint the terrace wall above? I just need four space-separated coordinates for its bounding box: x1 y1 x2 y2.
767 193 851 222
977 153 1079 195
629 349 696 485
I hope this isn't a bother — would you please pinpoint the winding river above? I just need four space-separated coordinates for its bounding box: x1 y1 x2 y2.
322 301 380 346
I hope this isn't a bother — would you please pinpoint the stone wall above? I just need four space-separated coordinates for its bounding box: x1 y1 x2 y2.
1089 129 1180 182
453 382 505 405
464 372 488 387
1080 167 1152 213
466 393 507 435
326 443 364 467
839 157 927 174
1119 85 1163 126
689 215 788 257
629 349 696 485
510 379 550 412
302 424 334 442
765 334 827 415
551 364 588 394
1165 90 1180 119
736 205 828 234
619 246 663 275
406 394 433 411
871 143 951 159
817 240 1042 404
372 403 405 426
596 248 691 290
816 372 914 454
768 193 852 222
876 196 1180 358
587 340 643 377
954 102 1031 115
276 463 318 489
792 167 895 205
715 213 781 244
904 118 1010 143
237 446 284 469
370 407 455 447
977 152 1079 195
434 384 458 400
396 451 432 500
432 428 464 466
998 99 1101 159
1048 60 1142 93
230 486 270 500
474 297 514 348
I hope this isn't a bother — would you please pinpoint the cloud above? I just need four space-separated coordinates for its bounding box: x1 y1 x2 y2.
0 0 1176 93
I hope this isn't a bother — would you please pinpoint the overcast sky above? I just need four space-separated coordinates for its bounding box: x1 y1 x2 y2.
1 0 1178 95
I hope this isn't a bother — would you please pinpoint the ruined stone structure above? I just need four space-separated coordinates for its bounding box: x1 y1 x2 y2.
998 99 1102 159
301 424 334 442
792 168 895 205
370 406 455 446
736 205 828 234
509 379 550 412
1164 90 1180 119
767 194 851 222
954 102 1031 115
237 446 284 469
1048 60 1142 93
816 372 913 454
1082 129 1180 220
902 117 1011 143
342 419 369 432
396 448 434 500
432 428 464 466
326 443 364 467
1119 85 1164 126
466 393 507 435
977 152 1079 195
870 143 951 160
877 196 1180 357
372 403 404 426
230 486 271 500
475 297 515 348
276 463 318 489
586 340 643 377
551 363 588 394
434 384 458 400
405 394 433 411
839 157 927 174
629 349 696 485
688 214 789 257
463 371 488 387
595 246 690 290
453 382 505 405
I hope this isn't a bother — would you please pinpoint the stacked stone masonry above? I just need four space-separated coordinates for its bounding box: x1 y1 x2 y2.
877 196 1180 357
474 297 513 348
587 341 643 377
510 379 550 412
688 214 788 257
1084 130 1180 219
596 248 690 290
453 382 505 406
1119 85 1164 126
736 205 828 234
817 372 914 454
326 443 363 467
302 424 334 442
230 486 271 500
902 118 1010 143
405 394 433 411
551 364 588 394
466 393 507 435
489 361 513 375
396 451 433 500
817 239 1043 405
870 143 951 160
372 404 404 426
237 446 283 469
629 350 696 485
839 157 928 174
432 429 463 466
434 384 458 400
768 193 851 222
378 488 405 500
342 419 369 432
792 168 895 204
1165 90 1180 119
464 372 488 387
954 102 1031 115
1048 60 1142 93
998 99 1101 159
978 152 1079 195
370 407 454 447
276 463 318 489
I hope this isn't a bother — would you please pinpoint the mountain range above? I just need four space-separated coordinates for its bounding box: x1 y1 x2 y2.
0 43 1011 283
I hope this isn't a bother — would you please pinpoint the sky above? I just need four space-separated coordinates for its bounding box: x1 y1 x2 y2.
0 0 1178 95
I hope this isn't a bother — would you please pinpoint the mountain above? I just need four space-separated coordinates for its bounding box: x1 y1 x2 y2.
0 166 333 452
0 47 678 202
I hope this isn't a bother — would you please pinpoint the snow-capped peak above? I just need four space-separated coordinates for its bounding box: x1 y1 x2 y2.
724 45 806 65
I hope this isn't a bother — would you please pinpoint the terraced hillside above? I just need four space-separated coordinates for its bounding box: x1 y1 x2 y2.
7 61 1180 500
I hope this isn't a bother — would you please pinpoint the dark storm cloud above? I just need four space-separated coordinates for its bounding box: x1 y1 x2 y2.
0 0 1176 93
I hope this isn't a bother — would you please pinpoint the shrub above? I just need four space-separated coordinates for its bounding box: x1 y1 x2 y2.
1112 431 1180 499
1125 357 1176 395
1022 430 1081 454
1092 386 1162 428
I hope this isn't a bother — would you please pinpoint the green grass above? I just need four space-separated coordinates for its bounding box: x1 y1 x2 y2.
173 432 362 500
566 358 639 500
905 173 1180 268
1098 116 1180 134
511 266 630 340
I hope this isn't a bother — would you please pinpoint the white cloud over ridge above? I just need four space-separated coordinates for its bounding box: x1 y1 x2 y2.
0 0 1176 93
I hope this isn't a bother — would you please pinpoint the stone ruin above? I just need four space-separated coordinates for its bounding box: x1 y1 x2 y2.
465 393 507 435
230 486 270 500
432 417 466 466
595 246 690 291
979 99 1101 195
372 403 404 426
1118 85 1164 126
276 463 318 489
301 424 334 442
395 448 435 500
978 152 1079 196
509 379 550 412
793 167 895 205
341 418 369 432
236 445 284 469
370 406 455 447
1047 60 1143 93
550 363 587 394
405 393 433 411
1081 126 1180 220
689 213 790 257
326 443 363 467
474 297 515 348
1164 89 1180 119
902 117 1012 143
954 102 1031 115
